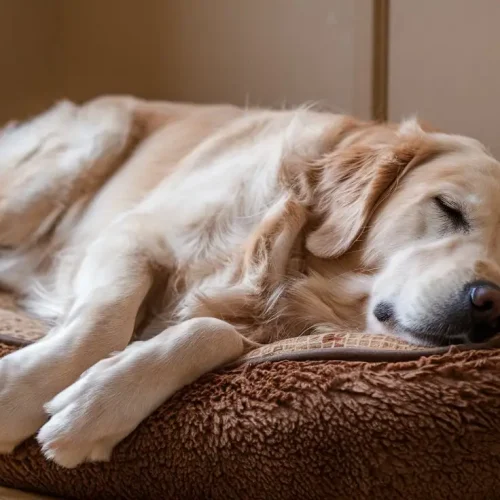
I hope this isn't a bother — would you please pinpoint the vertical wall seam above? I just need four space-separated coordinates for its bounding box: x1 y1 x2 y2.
372 0 390 121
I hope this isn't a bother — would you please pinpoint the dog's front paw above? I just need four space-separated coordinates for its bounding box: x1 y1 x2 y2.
0 354 49 454
37 345 151 468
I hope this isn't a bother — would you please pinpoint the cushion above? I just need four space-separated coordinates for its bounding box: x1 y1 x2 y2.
1 294 500 499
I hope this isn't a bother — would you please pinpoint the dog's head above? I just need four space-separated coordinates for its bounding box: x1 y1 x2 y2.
307 119 500 345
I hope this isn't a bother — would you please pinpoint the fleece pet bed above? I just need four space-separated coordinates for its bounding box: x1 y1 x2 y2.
0 293 500 500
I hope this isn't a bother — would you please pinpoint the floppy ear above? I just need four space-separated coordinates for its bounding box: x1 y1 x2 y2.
306 123 437 259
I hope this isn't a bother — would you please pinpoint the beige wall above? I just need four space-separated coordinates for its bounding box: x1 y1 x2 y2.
1 0 374 122
61 0 373 117
0 0 61 124
389 0 500 157
4 0 500 157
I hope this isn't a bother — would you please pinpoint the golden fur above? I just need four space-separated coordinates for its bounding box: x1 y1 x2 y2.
0 96 499 467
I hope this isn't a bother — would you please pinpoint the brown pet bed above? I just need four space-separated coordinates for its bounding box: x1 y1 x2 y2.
0 293 500 500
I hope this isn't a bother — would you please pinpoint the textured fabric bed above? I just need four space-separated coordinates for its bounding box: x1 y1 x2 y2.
0 486 56 499
0 294 500 499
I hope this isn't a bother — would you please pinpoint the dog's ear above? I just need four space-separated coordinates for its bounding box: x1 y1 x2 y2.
306 122 438 259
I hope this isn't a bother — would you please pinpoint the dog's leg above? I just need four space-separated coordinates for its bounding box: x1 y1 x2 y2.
0 212 173 453
36 317 246 468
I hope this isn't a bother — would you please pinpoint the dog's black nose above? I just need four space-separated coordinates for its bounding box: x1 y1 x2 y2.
468 281 500 342
373 302 394 323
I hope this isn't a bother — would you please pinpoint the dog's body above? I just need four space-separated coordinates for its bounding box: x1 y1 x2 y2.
1 96 500 467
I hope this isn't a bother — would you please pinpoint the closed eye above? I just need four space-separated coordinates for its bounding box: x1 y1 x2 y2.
433 195 470 232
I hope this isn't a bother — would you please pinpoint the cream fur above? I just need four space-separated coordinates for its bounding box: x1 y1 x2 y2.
0 97 499 468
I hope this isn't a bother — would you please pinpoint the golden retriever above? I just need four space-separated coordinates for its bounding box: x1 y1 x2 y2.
0 96 499 468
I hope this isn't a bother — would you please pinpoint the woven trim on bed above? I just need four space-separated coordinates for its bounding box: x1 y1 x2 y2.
0 293 46 345
243 331 420 358
233 331 500 365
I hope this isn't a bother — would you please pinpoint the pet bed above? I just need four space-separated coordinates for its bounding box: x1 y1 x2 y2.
0 293 499 499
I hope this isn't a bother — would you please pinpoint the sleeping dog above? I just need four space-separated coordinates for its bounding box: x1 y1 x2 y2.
0 96 499 467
